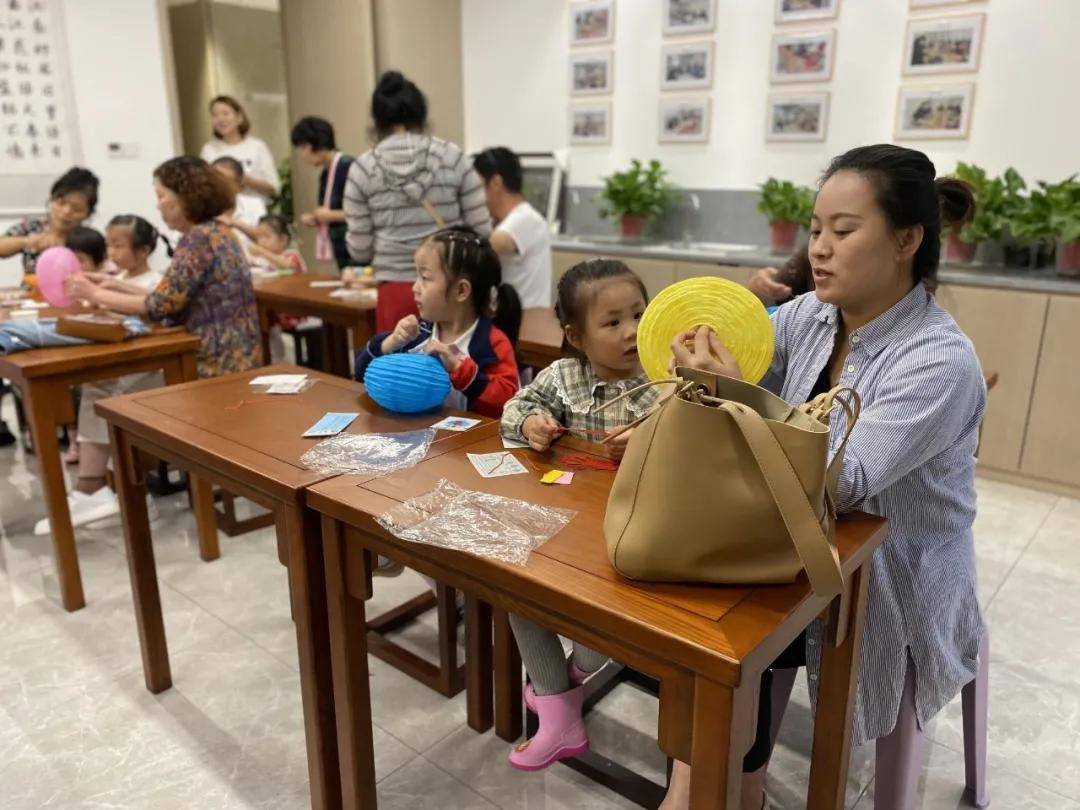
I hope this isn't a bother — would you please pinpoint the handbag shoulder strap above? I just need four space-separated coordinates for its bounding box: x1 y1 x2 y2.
719 401 844 598
419 196 448 229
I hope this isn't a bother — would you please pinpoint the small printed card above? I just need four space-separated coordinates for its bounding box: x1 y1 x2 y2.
251 373 308 386
266 379 307 395
430 416 482 433
309 280 344 288
302 412 359 438
501 435 530 449
467 451 528 478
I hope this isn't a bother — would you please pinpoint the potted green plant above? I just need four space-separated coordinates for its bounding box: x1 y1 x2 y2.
597 159 679 239
1009 186 1056 270
946 162 1004 264
757 178 814 252
997 167 1032 267
1041 174 1080 277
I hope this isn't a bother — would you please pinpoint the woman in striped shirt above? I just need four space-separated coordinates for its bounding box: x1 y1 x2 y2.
662 144 986 809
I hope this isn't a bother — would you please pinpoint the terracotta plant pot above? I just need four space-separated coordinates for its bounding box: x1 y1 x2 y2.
945 232 978 264
1055 238 1080 278
769 220 799 253
620 214 647 239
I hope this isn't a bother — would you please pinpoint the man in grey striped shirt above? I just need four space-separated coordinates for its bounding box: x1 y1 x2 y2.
344 70 491 332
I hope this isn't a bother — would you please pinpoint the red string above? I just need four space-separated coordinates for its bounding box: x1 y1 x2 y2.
558 453 621 472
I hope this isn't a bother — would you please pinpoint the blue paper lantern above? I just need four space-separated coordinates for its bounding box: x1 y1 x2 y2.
365 353 452 413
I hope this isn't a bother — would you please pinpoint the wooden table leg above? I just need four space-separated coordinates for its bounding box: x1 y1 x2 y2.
436 582 464 696
258 303 274 367
465 596 493 733
688 675 756 810
23 383 84 611
493 608 523 742
322 516 376 809
807 564 871 810
109 424 171 692
326 323 351 378
189 473 220 561
284 505 342 810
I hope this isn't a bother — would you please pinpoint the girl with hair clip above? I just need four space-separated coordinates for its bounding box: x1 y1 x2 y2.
34 215 173 536
355 225 521 418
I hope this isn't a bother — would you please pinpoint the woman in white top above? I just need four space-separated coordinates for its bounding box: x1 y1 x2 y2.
199 95 280 207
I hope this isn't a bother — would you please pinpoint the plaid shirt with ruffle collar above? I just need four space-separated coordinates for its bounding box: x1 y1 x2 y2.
501 357 658 442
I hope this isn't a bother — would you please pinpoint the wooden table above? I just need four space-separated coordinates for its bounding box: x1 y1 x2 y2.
0 316 199 611
517 307 564 370
308 429 888 809
96 365 490 810
254 274 377 378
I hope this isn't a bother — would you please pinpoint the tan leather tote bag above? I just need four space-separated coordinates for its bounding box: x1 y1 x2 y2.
602 367 860 598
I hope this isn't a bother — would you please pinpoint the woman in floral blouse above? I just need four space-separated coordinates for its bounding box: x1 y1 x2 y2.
68 157 261 378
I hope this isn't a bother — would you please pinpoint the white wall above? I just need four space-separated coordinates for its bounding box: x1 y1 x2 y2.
462 0 1080 190
0 0 179 285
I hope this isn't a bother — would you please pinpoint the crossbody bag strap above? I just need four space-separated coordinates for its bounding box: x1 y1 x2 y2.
419 196 448 229
719 401 844 598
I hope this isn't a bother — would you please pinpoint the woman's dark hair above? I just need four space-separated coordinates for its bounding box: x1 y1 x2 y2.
290 116 337 151
65 226 106 266
779 243 813 300
473 147 523 193
555 258 648 359
820 144 975 284
211 155 245 180
258 213 293 242
153 156 235 224
209 94 250 138
371 70 427 139
107 214 173 258
50 166 99 215
426 225 521 345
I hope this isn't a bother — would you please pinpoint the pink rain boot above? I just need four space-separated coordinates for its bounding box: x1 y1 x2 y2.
524 661 591 713
508 685 589 771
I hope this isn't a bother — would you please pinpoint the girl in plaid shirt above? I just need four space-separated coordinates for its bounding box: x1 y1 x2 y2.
500 258 657 771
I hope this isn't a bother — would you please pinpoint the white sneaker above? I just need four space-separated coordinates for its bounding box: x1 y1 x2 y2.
34 491 159 536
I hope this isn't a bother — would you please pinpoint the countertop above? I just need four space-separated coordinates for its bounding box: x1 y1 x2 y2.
552 236 1080 297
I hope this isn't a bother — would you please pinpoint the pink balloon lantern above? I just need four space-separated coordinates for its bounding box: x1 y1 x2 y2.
36 246 81 307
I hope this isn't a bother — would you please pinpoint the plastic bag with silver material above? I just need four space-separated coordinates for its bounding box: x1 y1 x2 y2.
300 428 435 476
376 479 575 565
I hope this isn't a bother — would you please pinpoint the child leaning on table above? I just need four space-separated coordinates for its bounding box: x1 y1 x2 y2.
35 216 170 537
498 257 658 771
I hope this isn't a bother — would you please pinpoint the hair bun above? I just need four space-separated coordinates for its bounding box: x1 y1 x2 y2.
936 176 976 228
377 70 406 94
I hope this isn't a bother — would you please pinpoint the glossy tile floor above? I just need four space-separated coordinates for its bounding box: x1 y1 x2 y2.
2 408 1079 808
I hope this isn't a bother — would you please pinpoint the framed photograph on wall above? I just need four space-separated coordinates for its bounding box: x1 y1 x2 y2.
775 0 839 24
570 102 612 144
661 41 714 91
663 0 716 35
770 30 836 83
911 0 981 8
903 14 985 75
895 83 975 139
570 51 613 95
766 92 830 141
658 97 711 143
570 0 615 47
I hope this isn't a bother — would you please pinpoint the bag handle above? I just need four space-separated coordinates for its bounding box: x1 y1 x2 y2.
590 378 688 444
719 401 845 599
802 386 861 492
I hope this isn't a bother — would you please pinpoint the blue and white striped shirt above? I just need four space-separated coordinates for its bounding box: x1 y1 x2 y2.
764 282 986 746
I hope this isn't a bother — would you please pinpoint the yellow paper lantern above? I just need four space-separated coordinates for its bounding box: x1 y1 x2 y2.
637 277 775 384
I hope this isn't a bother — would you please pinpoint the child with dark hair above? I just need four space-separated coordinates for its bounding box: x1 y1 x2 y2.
473 146 552 309
344 71 492 332
249 214 307 276
65 226 107 274
212 155 267 236
291 116 356 270
499 257 657 771
355 225 520 418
